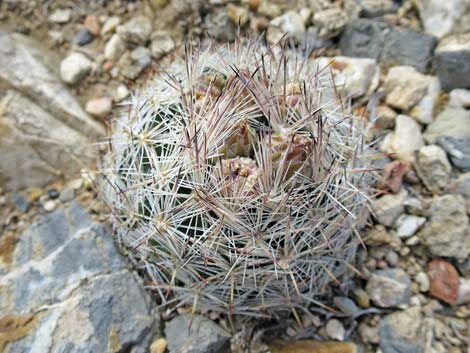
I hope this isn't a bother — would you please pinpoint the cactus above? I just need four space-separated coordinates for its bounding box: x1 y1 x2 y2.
101 38 374 318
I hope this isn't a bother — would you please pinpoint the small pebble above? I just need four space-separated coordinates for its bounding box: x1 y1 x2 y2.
114 84 130 101
415 272 430 292
49 9 72 24
85 97 113 118
13 193 31 213
76 29 94 46
101 16 121 36
43 200 57 212
150 338 167 353
60 52 92 85
333 296 359 315
47 189 60 199
84 15 100 36
385 250 399 267
0 195 7 206
353 288 371 308
325 318 345 341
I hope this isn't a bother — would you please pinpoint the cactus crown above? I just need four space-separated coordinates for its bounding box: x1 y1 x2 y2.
101 37 374 318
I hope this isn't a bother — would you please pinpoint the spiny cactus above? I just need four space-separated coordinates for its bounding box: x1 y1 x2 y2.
101 38 375 318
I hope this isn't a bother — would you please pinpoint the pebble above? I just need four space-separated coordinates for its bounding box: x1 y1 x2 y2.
358 322 379 344
59 186 75 203
451 172 470 213
104 34 126 61
394 214 426 238
435 33 470 90
415 272 430 292
49 9 72 24
60 52 92 85
84 15 100 36
325 319 345 341
13 193 31 213
457 278 470 304
47 189 60 199
415 145 452 193
130 46 152 69
380 115 424 161
268 11 305 43
85 97 113 118
353 288 370 308
372 189 407 227
43 200 57 212
101 16 121 36
428 259 460 304
380 160 409 193
384 66 429 111
117 16 153 45
333 296 359 315
384 250 399 267
366 269 412 308
205 10 236 42
449 89 470 108
227 4 249 26
114 84 130 102
312 8 348 39
150 31 175 59
150 338 167 353
75 29 94 46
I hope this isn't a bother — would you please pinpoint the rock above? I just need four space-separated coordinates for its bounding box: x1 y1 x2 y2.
366 269 412 307
380 161 409 193
357 0 397 17
385 250 399 267
380 115 424 161
457 278 470 304
85 97 113 118
42 200 56 212
449 89 470 108
0 203 155 353
117 16 153 45
410 75 440 125
384 66 429 111
151 338 168 353
415 272 430 292
165 314 229 353
413 0 470 39
424 107 470 170
312 8 348 39
205 10 236 42
0 90 95 190
415 145 452 193
104 34 126 61
450 172 470 213
353 288 370 308
378 307 433 353
358 322 379 344
325 319 345 341
75 29 94 46
333 296 359 315
269 341 357 353
151 31 175 59
84 15 100 36
394 214 426 238
0 27 104 137
114 84 130 102
49 8 72 24
313 56 379 98
339 19 436 73
131 46 152 69
60 52 92 85
117 48 151 80
418 194 470 261
428 259 460 304
372 189 407 227
268 11 305 43
227 4 249 26
435 33 470 90
101 16 121 36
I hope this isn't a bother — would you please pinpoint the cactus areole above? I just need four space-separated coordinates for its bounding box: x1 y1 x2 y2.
101 38 374 318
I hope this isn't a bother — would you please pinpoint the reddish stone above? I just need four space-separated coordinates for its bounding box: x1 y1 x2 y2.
428 259 460 305
84 15 100 36
382 161 409 193
103 60 114 71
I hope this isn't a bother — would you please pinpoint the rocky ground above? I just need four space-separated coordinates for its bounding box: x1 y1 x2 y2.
0 0 469 353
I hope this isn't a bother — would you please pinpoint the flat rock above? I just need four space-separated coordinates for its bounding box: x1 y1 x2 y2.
0 90 96 190
339 19 436 73
418 194 470 261
366 269 412 308
165 314 229 353
0 203 155 353
424 107 470 171
0 27 104 137
378 307 433 353
381 115 424 161
435 33 470 90
415 145 452 194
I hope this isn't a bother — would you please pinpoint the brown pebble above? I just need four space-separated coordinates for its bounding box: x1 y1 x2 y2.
84 15 100 36
428 259 460 305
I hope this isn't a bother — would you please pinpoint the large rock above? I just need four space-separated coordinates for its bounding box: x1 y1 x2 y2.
0 27 104 137
366 269 412 308
0 90 96 190
165 314 230 353
0 203 155 353
413 0 470 39
435 33 470 90
339 19 436 73
424 107 470 171
378 307 433 353
418 194 470 261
